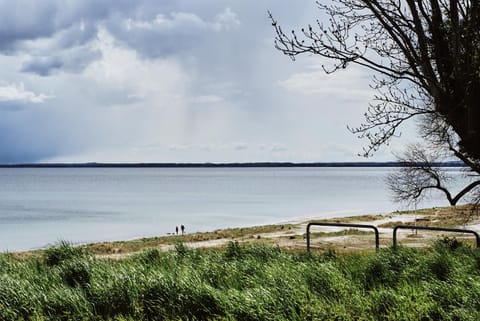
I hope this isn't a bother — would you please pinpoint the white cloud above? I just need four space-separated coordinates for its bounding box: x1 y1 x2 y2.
189 95 223 104
271 144 288 153
0 83 53 104
213 8 241 31
125 7 240 33
0 0 412 163
112 7 241 59
85 28 188 101
126 12 207 32
278 64 374 101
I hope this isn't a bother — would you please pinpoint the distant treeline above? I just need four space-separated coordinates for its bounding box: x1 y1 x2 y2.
0 161 465 168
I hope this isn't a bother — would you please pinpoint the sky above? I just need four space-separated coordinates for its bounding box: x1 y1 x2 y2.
0 0 416 164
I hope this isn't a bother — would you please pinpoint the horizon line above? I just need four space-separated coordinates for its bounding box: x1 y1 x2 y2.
0 161 465 168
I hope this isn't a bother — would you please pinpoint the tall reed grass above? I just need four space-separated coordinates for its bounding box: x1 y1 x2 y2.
1 238 480 320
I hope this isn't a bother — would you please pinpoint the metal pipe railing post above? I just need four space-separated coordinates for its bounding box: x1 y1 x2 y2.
306 222 379 253
393 225 480 248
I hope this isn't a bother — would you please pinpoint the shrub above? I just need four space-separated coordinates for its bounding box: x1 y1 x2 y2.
242 243 282 262
90 272 141 319
59 259 91 288
42 285 92 321
0 276 40 320
433 236 466 251
136 247 162 265
174 242 194 259
304 262 349 300
224 241 243 259
44 241 89 266
426 253 454 281
364 252 396 288
142 274 176 320
362 247 422 288
143 272 225 320
368 288 399 318
323 247 337 260
5 241 480 320
228 287 282 321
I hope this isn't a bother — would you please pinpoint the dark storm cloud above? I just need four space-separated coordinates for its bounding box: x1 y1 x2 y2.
1 1 275 75
0 0 135 48
21 57 63 76
21 48 102 76
100 6 244 62
0 0 379 164
0 0 135 74
105 15 205 59
0 109 63 163
0 1 60 52
0 0 242 76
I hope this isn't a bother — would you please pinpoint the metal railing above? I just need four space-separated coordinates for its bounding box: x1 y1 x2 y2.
393 225 480 248
306 222 380 253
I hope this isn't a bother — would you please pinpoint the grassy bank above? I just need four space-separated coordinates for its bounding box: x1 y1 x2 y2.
5 204 467 261
83 223 299 256
2 239 480 320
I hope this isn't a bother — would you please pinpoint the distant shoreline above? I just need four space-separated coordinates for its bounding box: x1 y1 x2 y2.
0 161 465 168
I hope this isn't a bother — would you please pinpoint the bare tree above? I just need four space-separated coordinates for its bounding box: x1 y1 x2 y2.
270 0 480 161
387 143 480 206
387 112 480 205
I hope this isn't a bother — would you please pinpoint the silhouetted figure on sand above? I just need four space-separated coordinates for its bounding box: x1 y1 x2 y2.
181 224 185 235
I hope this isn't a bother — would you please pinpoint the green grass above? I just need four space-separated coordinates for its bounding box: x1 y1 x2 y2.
308 228 375 238
2 239 480 320
81 223 298 255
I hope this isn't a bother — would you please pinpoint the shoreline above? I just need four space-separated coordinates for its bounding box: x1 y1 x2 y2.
2 166 467 253
3 208 393 254
9 204 479 259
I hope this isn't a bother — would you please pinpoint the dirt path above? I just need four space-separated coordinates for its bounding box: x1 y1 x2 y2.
92 205 480 259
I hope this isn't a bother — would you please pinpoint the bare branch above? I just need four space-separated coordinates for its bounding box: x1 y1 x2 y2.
271 0 480 160
388 141 480 206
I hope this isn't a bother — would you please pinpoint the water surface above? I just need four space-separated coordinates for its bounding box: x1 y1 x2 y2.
0 167 467 251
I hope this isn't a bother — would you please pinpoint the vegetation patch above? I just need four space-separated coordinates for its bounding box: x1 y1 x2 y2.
2 240 480 320
83 223 299 255
310 228 375 237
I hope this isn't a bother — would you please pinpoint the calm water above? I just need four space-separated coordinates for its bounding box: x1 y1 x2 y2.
0 167 468 251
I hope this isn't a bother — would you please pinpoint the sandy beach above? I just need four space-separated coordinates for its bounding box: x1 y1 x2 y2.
27 204 470 260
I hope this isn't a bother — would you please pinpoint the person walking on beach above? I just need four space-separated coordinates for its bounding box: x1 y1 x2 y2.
176 226 179 235
181 224 185 235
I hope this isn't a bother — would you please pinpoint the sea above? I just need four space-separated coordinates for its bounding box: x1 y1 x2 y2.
0 167 470 251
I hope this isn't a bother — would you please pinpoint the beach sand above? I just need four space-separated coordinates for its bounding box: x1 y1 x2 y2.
82 204 479 260
13 204 479 260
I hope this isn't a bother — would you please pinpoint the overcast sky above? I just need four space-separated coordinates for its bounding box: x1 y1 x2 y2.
0 0 415 164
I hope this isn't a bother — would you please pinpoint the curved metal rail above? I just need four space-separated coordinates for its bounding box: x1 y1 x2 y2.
306 222 379 253
393 225 480 248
